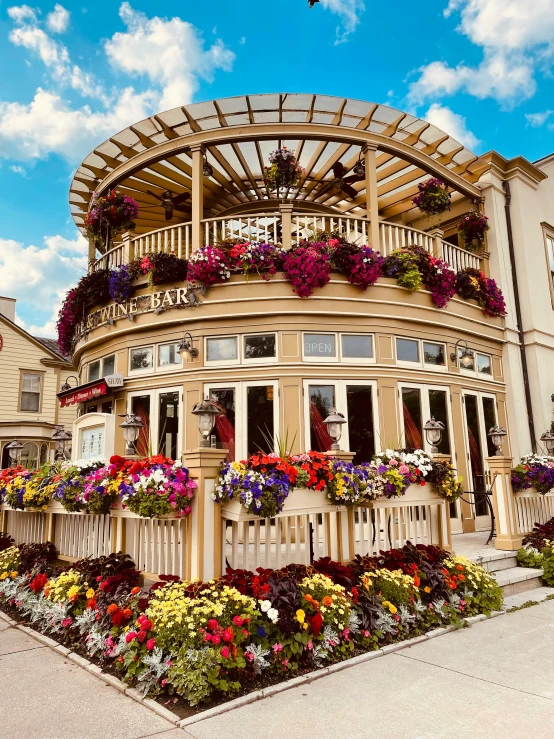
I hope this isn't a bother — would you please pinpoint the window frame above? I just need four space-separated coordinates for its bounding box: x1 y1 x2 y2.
243 332 278 364
458 348 494 380
102 353 116 377
398 381 454 457
302 332 339 363
339 333 376 364
88 360 101 382
127 386 183 458
422 341 447 372
204 335 240 367
542 224 554 309
19 370 43 413
395 337 421 367
157 342 184 372
128 346 155 375
302 378 381 456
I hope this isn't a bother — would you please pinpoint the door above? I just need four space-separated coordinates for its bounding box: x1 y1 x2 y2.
128 387 182 459
304 380 379 463
462 391 497 531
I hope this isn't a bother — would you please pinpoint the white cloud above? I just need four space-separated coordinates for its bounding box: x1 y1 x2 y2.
47 4 70 33
105 2 235 110
409 0 554 107
0 87 157 162
425 103 480 149
525 110 554 127
9 164 27 175
320 0 365 44
8 5 105 100
0 232 88 338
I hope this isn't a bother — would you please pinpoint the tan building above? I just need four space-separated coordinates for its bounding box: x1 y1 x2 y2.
60 94 553 537
0 296 77 468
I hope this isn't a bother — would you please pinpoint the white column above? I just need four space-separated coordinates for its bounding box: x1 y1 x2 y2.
364 144 380 250
190 145 204 251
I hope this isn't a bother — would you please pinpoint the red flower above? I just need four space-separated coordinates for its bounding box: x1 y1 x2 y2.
222 627 234 643
309 612 323 637
146 638 156 650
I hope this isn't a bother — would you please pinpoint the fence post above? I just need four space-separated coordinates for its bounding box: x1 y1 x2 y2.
432 453 453 552
121 231 135 265
326 451 356 562
428 228 444 260
279 202 293 250
487 456 523 551
183 448 228 581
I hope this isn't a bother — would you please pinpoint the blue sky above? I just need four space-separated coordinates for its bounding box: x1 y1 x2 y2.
1 0 554 337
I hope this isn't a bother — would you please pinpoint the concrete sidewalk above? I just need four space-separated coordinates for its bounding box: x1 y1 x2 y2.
2 600 554 739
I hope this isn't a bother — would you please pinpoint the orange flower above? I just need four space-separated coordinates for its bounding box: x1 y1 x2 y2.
107 603 118 615
424 586 431 594
322 596 333 607
456 564 464 571
131 586 141 595
458 574 465 582
413 575 421 588
86 598 97 609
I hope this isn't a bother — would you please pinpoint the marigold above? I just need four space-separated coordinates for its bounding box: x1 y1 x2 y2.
86 588 95 599
107 603 118 615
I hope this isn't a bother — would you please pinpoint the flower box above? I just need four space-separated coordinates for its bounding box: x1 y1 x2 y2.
221 486 343 522
109 500 182 520
367 482 441 509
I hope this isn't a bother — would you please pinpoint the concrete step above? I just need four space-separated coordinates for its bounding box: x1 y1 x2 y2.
495 566 544 597
484 556 518 573
502 586 554 610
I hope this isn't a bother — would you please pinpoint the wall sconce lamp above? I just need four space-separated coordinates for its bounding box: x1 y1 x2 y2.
192 398 221 447
60 375 80 392
177 332 199 360
488 425 507 456
5 439 24 464
540 430 554 455
423 417 445 454
119 413 144 455
450 339 473 368
323 408 347 451
202 154 214 178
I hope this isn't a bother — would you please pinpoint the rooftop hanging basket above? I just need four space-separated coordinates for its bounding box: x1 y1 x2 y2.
263 147 304 195
85 190 139 250
412 178 451 218
458 212 489 252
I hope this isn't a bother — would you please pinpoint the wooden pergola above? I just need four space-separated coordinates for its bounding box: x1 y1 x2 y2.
69 93 482 252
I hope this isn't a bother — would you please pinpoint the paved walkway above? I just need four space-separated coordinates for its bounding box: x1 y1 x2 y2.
2 599 554 738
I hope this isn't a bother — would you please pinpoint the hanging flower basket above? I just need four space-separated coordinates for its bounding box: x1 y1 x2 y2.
263 147 303 193
412 178 451 217
458 212 489 251
85 190 139 249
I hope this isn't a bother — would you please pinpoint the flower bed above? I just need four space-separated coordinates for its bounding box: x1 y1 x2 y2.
213 449 462 516
517 516 554 587
0 456 197 519
0 538 502 710
512 454 554 495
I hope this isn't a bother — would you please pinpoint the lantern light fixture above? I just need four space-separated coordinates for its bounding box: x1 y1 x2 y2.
5 439 24 464
488 425 507 456
540 429 554 455
352 157 365 177
450 339 473 368
423 417 445 454
323 408 347 451
192 398 221 447
52 425 72 459
203 155 214 178
177 332 199 360
60 375 79 392
118 413 144 455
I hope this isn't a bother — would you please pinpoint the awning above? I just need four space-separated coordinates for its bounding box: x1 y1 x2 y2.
58 379 108 408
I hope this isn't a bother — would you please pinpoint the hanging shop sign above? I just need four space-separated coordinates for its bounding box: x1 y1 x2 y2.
105 373 124 388
73 286 202 344
58 380 108 408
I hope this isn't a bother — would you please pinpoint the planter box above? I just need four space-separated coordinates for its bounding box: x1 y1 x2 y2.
221 487 344 522
109 500 182 521
361 482 442 510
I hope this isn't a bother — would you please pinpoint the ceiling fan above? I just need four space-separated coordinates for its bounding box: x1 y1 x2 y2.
330 161 365 199
143 189 191 221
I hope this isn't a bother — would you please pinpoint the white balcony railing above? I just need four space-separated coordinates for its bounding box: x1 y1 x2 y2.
91 215 482 274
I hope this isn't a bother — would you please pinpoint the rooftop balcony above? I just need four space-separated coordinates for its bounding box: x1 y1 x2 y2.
91 212 483 274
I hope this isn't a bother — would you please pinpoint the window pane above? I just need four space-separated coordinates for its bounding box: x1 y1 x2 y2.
102 355 115 376
158 343 181 367
209 388 236 462
401 388 423 449
22 373 41 392
101 401 113 414
482 397 498 458
247 386 274 457
346 385 375 463
21 391 40 412
309 385 335 452
80 427 105 461
428 389 451 454
548 237 554 271
20 442 39 470
207 337 238 362
342 335 373 359
130 348 153 371
89 361 101 381
131 395 151 457
40 443 49 465
477 353 492 375
459 348 475 371
304 334 336 358
159 392 179 460
396 339 419 363
244 334 276 359
423 342 445 366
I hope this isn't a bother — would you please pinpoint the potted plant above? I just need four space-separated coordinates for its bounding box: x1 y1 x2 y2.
263 147 303 194
412 178 451 219
458 212 489 251
84 190 138 250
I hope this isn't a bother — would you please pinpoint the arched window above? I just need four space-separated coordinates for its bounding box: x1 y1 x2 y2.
40 443 49 466
20 442 39 471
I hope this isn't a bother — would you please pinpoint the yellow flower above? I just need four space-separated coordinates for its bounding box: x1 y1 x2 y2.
388 603 397 615
10 571 18 579
424 586 431 594
303 623 309 630
67 585 80 600
0 572 8 580
296 609 305 624
86 588 95 599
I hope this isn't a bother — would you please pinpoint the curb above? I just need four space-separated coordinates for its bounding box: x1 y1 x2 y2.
0 605 505 730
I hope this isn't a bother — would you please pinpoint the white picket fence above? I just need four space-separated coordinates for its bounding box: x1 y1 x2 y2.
3 509 46 546
514 490 554 535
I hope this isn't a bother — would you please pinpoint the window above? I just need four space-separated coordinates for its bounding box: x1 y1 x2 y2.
423 342 446 367
89 360 101 382
341 334 374 360
20 372 41 412
545 232 554 302
158 343 182 367
20 442 39 470
396 338 419 363
303 333 337 361
304 380 379 463
459 347 475 372
129 388 182 459
130 347 154 372
477 353 492 376
400 384 452 455
206 336 238 363
103 354 116 376
244 334 276 360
